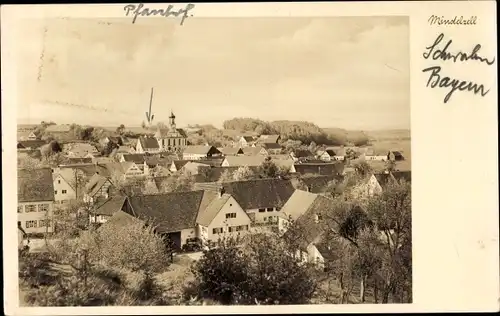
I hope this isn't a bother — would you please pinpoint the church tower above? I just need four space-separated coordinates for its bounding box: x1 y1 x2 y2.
169 110 176 130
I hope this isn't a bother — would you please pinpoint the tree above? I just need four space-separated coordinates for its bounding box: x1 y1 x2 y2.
18 156 47 170
385 160 396 172
345 148 360 161
116 124 126 135
218 169 234 183
159 171 195 193
101 140 119 156
190 233 318 305
353 161 373 178
259 157 279 178
232 166 256 181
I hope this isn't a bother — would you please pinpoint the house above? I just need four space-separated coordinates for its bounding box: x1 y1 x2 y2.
89 195 127 224
290 149 314 162
136 136 161 154
99 136 125 147
196 189 252 244
83 173 115 204
194 178 296 226
66 157 93 164
17 140 46 150
52 169 78 206
318 147 345 161
63 143 100 159
218 147 244 156
388 151 405 161
291 175 339 194
180 161 212 176
116 145 136 154
119 153 147 166
361 148 388 161
257 134 281 144
261 142 282 155
222 155 266 167
238 136 257 148
294 162 344 176
182 145 222 160
92 157 116 165
352 171 411 198
170 160 191 173
154 111 188 152
44 124 72 139
241 146 268 156
17 130 38 141
106 162 144 179
120 190 216 250
18 168 55 235
273 159 297 174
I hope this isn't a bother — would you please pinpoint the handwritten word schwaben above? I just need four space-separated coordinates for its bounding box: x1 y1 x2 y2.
422 33 495 103
124 3 195 25
428 15 477 26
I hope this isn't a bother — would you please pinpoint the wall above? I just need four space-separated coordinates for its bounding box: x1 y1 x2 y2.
206 196 252 243
307 243 325 269
18 201 54 234
183 153 207 160
53 174 77 205
247 207 283 225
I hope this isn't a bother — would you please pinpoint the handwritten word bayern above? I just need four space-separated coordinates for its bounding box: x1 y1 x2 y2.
422 33 495 103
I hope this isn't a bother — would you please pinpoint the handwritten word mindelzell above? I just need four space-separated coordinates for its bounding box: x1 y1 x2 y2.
422 33 495 103
124 3 195 25
428 15 477 26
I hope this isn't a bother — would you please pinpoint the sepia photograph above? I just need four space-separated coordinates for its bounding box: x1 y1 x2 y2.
13 11 413 307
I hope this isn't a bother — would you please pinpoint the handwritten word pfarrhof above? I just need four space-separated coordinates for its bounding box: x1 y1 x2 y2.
428 15 477 26
422 33 496 103
124 3 195 25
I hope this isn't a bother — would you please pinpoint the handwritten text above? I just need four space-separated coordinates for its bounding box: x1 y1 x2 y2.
124 3 195 25
428 15 477 26
422 33 495 103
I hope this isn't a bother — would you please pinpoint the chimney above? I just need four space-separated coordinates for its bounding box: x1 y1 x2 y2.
307 185 312 192
219 186 225 197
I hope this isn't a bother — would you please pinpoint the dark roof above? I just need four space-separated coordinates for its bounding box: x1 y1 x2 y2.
258 134 280 144
241 136 256 142
242 146 267 156
102 210 144 229
93 196 127 216
18 168 55 202
17 140 46 149
139 136 159 149
294 162 344 176
183 145 221 156
296 175 340 193
218 147 244 155
261 143 282 150
194 178 295 210
392 171 411 183
390 151 404 158
194 166 261 183
67 157 93 164
292 149 314 158
196 193 232 226
85 174 111 196
374 173 394 187
122 153 146 164
171 160 190 171
126 190 216 233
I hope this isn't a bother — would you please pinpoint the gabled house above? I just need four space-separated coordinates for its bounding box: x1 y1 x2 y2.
63 143 100 159
136 136 160 154
257 134 281 144
388 151 405 161
17 130 38 141
238 136 257 148
360 148 387 161
18 168 55 235
99 136 124 148
52 170 78 206
194 178 296 227
107 162 144 179
352 171 411 198
221 155 266 167
291 175 340 194
119 153 147 167
261 142 282 155
290 149 314 162
89 195 127 224
218 147 244 156
318 147 345 161
169 160 191 173
17 140 46 151
180 161 212 176
242 146 268 156
120 190 217 250
182 145 222 160
294 162 344 176
83 173 115 204
115 145 136 155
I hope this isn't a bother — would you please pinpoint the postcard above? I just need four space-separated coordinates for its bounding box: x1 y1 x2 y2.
1 1 498 315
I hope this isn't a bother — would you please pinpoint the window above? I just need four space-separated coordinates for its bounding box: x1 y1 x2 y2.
57 180 61 184
267 208 273 212
54 190 58 195
18 221 22 227
258 208 265 212
38 204 49 213
39 219 51 227
236 225 248 232
17 206 23 213
225 213 236 219
62 190 67 194
228 227 235 233
25 205 36 213
275 207 281 211
25 220 38 228
212 227 223 234
264 217 268 221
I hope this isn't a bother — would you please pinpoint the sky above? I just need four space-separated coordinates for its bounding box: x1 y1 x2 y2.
16 16 409 130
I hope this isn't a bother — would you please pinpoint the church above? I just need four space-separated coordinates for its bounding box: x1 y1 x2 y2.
154 111 188 152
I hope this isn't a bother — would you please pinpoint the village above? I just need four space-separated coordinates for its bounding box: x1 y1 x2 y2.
17 110 412 306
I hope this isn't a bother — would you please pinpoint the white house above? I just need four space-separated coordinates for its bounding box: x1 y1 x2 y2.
18 168 55 235
136 136 161 154
182 145 222 161
52 170 78 206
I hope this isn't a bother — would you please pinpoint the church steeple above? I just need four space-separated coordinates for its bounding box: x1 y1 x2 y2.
169 110 176 130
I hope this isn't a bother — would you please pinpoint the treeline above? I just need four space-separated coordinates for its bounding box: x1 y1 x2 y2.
222 117 370 146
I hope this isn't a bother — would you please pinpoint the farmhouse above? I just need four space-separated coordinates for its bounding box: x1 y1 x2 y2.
18 168 55 235
218 147 244 156
89 195 127 224
242 146 268 156
83 173 115 204
261 142 282 155
136 136 160 154
182 145 222 160
238 136 257 148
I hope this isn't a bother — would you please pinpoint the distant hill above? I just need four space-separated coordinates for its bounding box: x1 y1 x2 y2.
323 128 410 141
